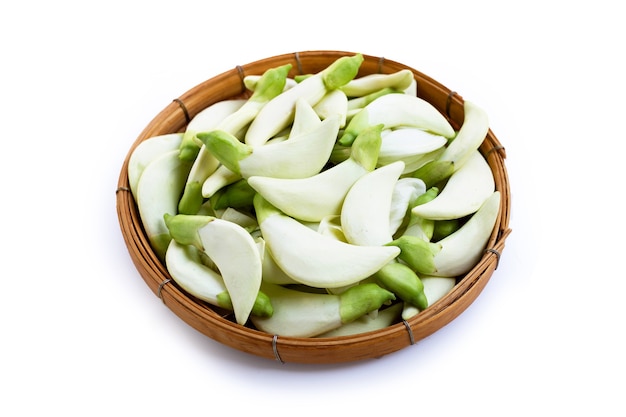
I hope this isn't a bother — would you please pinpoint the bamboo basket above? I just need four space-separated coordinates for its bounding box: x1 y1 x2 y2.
116 50 512 364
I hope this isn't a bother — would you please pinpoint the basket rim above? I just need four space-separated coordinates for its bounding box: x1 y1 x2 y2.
116 50 512 364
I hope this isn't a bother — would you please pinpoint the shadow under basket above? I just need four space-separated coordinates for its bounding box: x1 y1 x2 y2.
116 50 512 364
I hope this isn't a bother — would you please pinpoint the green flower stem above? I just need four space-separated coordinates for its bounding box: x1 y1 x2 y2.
217 290 274 318
196 130 252 175
209 179 256 210
339 283 396 323
373 262 428 311
350 124 384 171
386 235 437 275
163 213 215 250
322 53 364 91
412 159 455 188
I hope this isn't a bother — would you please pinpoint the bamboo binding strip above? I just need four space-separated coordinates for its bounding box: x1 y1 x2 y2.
116 50 512 364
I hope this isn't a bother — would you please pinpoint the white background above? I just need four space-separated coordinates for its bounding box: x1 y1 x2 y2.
2 1 624 415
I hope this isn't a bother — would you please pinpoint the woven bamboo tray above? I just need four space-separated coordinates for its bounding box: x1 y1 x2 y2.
116 50 512 364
